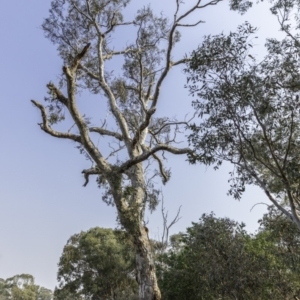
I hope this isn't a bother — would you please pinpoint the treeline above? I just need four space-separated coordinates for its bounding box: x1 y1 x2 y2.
0 274 52 300
158 209 300 299
2 207 300 300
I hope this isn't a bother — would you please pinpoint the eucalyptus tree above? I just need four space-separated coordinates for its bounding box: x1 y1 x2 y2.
186 0 300 231
54 227 138 300
31 0 251 298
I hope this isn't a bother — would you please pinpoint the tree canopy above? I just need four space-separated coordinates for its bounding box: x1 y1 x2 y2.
3 210 298 300
54 227 138 300
52 213 300 300
186 0 300 230
157 212 300 299
0 274 53 300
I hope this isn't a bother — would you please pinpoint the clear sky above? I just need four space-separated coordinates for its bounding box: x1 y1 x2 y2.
0 0 285 290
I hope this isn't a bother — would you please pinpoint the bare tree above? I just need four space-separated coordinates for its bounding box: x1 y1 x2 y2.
31 0 252 299
160 194 182 253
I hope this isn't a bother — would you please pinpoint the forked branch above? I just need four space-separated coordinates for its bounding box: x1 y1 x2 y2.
160 194 182 251
31 100 82 143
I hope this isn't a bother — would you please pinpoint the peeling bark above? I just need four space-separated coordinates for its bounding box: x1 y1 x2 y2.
135 225 161 300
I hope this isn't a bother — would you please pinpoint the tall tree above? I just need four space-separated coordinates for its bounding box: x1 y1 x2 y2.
186 0 300 230
31 1 252 298
54 227 137 300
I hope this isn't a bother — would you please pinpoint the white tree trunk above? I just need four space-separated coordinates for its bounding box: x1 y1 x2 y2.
108 164 161 300
135 225 161 300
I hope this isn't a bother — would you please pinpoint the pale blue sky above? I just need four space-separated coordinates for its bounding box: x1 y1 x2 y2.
0 0 284 290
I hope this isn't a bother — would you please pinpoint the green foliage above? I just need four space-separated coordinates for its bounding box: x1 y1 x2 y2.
55 227 138 300
0 274 53 300
258 206 300 275
37 287 53 300
186 0 300 226
157 213 300 299
4 214 299 300
229 0 253 14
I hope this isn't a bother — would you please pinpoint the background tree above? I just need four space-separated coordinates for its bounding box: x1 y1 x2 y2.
186 0 300 230
0 274 53 300
31 0 251 298
0 278 8 300
157 213 300 299
258 206 300 278
54 227 138 300
37 287 54 300
54 288 83 300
